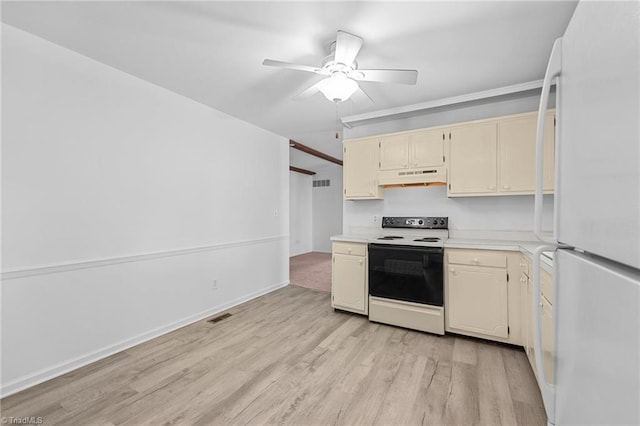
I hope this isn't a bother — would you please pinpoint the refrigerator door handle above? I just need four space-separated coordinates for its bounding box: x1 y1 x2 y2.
534 38 562 243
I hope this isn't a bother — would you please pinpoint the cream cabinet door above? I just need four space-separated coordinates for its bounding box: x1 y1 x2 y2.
498 112 555 193
499 116 537 192
448 123 498 195
332 253 367 314
542 296 555 384
411 129 445 168
520 271 531 357
524 274 537 375
521 271 537 373
447 264 509 338
343 139 383 199
379 134 409 170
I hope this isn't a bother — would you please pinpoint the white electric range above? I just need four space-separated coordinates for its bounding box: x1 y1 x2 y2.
367 216 448 335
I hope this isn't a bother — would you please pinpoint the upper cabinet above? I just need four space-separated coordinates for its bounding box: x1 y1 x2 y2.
379 133 410 170
448 110 555 197
343 110 555 200
499 111 555 193
343 137 384 200
448 123 498 195
378 128 447 186
380 129 445 170
412 130 446 168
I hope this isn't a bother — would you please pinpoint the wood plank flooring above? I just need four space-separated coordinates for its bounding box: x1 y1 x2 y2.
1 285 546 425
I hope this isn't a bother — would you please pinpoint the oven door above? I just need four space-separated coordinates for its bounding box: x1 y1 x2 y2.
368 243 443 306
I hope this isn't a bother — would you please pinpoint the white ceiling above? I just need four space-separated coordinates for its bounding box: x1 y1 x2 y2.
1 1 578 171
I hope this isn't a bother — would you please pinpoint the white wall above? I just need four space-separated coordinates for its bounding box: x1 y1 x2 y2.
344 186 554 232
1 24 289 396
343 90 555 234
312 164 343 252
289 171 312 256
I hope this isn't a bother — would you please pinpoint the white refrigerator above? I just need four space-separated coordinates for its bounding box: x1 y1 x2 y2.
533 2 640 425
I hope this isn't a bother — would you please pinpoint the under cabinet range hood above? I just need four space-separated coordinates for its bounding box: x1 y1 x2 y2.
378 166 447 187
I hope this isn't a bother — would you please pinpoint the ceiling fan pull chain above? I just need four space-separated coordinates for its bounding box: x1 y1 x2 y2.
335 102 340 140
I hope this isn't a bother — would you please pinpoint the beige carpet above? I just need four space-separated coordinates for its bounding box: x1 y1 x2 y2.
289 252 332 293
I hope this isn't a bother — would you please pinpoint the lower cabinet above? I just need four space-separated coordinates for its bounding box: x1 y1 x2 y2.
445 248 522 344
520 254 536 373
331 242 368 315
521 252 555 385
541 267 555 384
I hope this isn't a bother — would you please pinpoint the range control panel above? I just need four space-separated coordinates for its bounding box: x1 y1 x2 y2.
382 216 448 229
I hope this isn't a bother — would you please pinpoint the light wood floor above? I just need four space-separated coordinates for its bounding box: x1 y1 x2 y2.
1 285 546 425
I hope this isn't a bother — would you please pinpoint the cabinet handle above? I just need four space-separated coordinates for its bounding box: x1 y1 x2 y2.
403 163 408 168
519 262 525 267
348 248 352 253
488 185 496 190
449 268 456 275
359 259 363 265
472 258 479 263
503 185 510 190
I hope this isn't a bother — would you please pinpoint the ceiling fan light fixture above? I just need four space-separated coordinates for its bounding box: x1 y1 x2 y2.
319 73 359 103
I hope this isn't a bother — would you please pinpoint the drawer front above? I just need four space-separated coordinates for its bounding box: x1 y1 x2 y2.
333 242 367 256
369 296 444 335
448 249 507 268
541 267 553 304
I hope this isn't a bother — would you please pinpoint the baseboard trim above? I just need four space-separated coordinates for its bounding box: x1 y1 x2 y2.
2 235 288 280
0 280 289 398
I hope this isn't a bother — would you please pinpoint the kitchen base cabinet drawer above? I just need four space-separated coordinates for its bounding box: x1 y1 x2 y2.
369 296 444 335
332 242 367 256
448 249 507 268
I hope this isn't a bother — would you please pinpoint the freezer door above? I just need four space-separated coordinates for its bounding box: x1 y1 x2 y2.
555 250 639 425
556 2 640 269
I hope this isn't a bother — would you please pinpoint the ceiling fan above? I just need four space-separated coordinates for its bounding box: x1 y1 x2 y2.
263 30 418 103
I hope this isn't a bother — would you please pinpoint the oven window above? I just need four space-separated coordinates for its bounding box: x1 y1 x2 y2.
368 244 443 306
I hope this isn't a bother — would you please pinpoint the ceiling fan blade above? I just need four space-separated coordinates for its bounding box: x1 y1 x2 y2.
293 79 330 100
262 59 322 74
334 30 364 66
350 69 418 85
351 86 375 104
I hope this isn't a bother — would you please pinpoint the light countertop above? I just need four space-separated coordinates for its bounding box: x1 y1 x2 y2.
330 232 555 268
330 234 371 244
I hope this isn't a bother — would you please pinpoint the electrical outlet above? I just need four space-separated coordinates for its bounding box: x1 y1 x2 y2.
373 215 378 223
212 280 218 291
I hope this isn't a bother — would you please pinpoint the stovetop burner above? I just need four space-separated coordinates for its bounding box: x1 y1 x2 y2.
413 237 441 242
371 216 448 247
